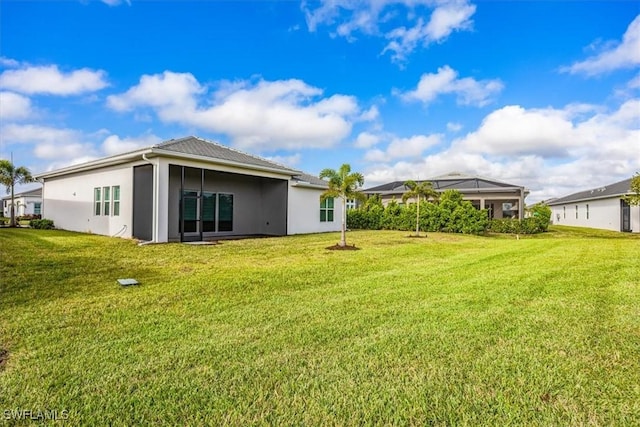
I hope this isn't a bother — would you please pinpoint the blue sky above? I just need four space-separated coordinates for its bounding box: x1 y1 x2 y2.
1 0 639 202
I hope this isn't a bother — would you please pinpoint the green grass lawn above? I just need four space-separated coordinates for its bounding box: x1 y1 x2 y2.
1 227 639 425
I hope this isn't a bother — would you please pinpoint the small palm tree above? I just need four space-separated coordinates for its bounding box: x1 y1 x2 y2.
0 159 35 227
402 180 439 237
319 164 365 247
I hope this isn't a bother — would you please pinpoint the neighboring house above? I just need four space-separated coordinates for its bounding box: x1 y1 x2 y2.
364 172 529 219
548 177 640 233
35 136 342 242
2 187 42 218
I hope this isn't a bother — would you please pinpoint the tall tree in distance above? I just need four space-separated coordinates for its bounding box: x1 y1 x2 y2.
623 172 640 206
402 180 439 237
319 164 365 247
0 159 35 227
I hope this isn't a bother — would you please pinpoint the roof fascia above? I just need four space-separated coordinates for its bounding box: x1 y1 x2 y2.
291 182 328 190
35 148 153 179
548 192 631 205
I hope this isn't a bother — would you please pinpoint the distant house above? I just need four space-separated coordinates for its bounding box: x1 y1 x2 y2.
363 172 529 219
35 136 341 242
1 187 42 218
548 177 639 233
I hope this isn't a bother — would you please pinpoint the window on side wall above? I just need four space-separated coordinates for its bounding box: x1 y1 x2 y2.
34 202 41 215
575 205 578 219
112 186 120 216
586 204 589 220
94 187 101 215
103 186 111 216
320 198 334 222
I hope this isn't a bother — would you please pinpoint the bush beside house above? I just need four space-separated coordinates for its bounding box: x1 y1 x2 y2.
29 219 55 229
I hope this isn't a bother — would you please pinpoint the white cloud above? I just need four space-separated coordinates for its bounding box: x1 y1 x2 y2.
0 123 95 162
101 0 131 6
362 99 640 203
0 57 20 68
628 73 640 89
303 0 476 63
399 65 503 106
456 105 576 157
106 71 202 116
34 142 93 160
354 131 381 148
0 123 164 169
383 2 476 63
108 72 361 151
264 153 302 167
0 123 83 146
0 91 33 120
446 122 462 132
365 134 441 161
425 1 476 41
359 105 380 121
101 133 162 156
0 64 108 95
563 14 640 76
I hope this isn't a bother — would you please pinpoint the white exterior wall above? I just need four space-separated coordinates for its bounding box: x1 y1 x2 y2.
551 197 640 233
42 163 137 237
287 185 342 235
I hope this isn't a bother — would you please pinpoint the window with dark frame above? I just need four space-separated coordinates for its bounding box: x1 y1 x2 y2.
320 198 334 222
112 186 120 216
103 186 110 216
94 187 101 216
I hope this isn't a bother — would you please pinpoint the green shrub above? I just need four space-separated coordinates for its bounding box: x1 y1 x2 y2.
489 217 547 234
29 219 55 229
348 190 490 235
529 203 551 232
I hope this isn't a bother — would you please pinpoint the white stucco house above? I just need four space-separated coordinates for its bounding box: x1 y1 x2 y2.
548 177 639 233
364 172 529 219
2 187 42 218
34 136 342 242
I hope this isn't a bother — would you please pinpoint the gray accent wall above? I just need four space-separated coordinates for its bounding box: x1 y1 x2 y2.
168 165 287 241
133 164 154 241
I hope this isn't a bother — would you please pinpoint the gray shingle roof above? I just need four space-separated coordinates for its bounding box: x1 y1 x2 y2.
155 136 299 173
548 178 633 205
364 172 524 193
1 187 42 200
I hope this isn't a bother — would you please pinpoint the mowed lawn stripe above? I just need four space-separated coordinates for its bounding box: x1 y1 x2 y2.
1 227 638 425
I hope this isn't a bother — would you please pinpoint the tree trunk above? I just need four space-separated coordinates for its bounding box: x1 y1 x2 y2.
340 197 347 247
9 182 16 227
415 195 420 237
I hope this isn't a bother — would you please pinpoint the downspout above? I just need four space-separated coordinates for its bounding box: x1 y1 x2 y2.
141 153 158 243
37 178 45 219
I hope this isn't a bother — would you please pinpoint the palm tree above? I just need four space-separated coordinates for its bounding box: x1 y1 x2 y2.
402 180 439 237
0 159 35 227
319 164 365 247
